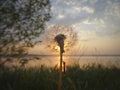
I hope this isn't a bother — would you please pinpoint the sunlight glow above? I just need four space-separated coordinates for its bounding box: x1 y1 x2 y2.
54 45 60 52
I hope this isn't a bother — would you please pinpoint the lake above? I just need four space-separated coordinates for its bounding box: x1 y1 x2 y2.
23 55 120 68
3 55 120 68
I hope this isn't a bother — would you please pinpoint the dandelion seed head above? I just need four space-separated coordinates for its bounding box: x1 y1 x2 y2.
44 25 77 53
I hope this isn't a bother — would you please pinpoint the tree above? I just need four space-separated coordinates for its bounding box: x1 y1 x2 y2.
0 0 51 65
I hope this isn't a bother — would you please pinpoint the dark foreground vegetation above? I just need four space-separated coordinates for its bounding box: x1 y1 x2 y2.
0 64 120 90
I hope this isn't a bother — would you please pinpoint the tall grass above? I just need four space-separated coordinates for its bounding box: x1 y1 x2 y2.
0 64 120 90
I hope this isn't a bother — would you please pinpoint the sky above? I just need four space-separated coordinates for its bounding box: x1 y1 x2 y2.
29 0 120 55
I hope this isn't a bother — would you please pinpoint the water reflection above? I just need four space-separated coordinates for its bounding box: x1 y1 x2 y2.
4 55 120 68
25 55 120 68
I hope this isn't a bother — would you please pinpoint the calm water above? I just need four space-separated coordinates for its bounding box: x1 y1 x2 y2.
4 55 120 68
24 55 120 68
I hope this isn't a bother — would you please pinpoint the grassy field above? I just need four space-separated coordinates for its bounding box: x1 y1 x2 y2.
0 64 120 90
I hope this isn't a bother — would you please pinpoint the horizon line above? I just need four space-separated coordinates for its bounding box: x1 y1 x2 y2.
27 54 120 56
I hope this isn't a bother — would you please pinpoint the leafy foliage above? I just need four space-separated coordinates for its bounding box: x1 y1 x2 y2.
0 0 51 56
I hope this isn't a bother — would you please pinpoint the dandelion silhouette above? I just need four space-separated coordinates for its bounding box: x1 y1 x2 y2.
54 34 66 90
44 25 77 53
44 25 77 90
55 34 66 53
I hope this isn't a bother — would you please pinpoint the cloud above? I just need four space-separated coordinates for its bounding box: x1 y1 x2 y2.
57 14 65 19
82 6 94 14
49 0 120 38
105 2 120 18
82 18 105 27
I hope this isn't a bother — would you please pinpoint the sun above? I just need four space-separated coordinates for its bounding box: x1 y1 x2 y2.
54 45 60 52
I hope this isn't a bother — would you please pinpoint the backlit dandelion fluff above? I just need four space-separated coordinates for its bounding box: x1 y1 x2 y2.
44 25 77 90
44 25 77 53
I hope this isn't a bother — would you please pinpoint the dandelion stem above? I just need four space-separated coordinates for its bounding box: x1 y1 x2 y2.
55 34 66 90
58 48 63 90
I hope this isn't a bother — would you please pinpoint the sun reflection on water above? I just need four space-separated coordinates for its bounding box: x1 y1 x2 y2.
3 56 120 69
